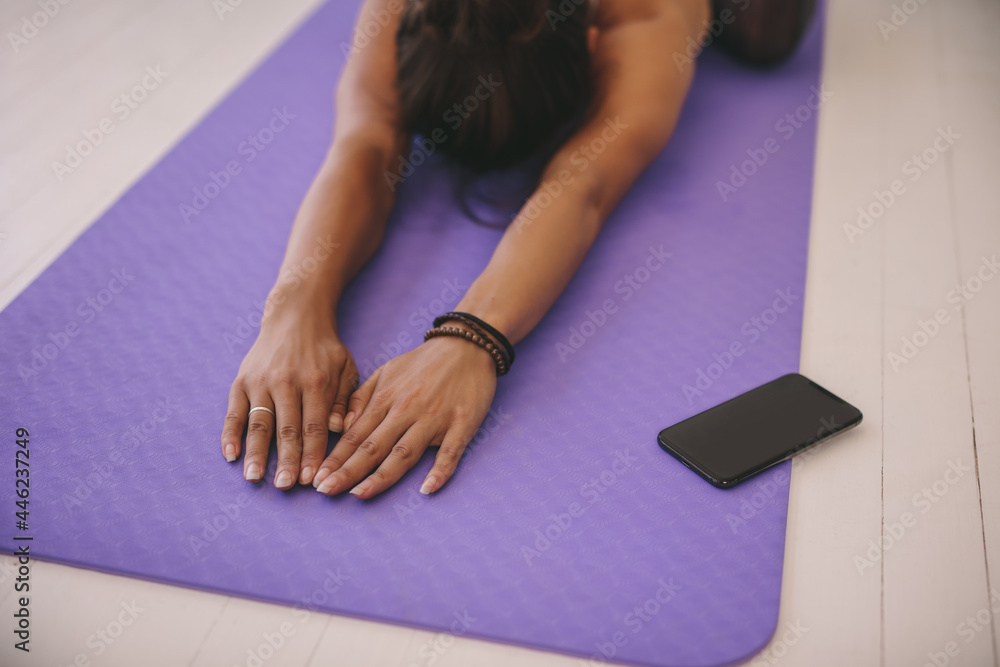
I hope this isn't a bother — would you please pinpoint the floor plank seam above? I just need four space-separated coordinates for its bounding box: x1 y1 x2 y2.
936 7 999 661
878 54 888 667
302 614 333 666
185 596 232 667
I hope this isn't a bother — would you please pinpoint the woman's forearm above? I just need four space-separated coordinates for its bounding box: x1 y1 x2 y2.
455 0 704 349
456 170 605 345
263 0 409 328
265 133 402 328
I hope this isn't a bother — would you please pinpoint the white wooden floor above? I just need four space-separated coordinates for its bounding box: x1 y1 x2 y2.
1 0 997 665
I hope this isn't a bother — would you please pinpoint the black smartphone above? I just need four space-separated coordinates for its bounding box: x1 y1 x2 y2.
657 373 862 488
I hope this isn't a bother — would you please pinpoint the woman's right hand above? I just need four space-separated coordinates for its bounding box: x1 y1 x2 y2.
220 297 358 489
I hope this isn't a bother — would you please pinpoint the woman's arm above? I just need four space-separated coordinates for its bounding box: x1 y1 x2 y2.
313 0 710 499
277 0 410 315
458 0 709 343
220 0 409 489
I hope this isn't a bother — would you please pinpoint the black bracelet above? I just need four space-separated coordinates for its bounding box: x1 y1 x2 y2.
433 311 515 368
423 325 509 376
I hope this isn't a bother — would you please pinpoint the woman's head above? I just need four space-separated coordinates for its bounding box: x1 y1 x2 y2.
396 0 594 172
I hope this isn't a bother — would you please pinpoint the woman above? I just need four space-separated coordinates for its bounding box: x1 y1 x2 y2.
219 0 814 498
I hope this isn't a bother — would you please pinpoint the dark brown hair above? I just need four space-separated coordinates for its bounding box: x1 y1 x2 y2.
711 0 816 67
395 0 593 172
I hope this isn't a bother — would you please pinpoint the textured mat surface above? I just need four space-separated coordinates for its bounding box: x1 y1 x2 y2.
0 2 824 665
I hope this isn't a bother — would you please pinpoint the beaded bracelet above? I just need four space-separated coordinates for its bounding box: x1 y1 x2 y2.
424 325 510 376
432 312 515 367
438 317 499 364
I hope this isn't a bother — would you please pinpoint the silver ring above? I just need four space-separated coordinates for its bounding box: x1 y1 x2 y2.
248 406 275 418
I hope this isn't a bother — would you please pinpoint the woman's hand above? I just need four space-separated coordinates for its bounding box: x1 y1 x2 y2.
220 300 359 489
312 331 497 499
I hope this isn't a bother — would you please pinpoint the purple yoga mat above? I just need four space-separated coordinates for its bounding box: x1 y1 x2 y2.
0 2 824 665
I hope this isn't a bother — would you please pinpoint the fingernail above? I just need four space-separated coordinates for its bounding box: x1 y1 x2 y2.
301 466 315 485
329 413 343 433
350 479 371 498
245 463 261 482
316 475 338 494
312 468 330 488
419 476 438 495
343 412 355 432
275 470 293 488
224 444 236 462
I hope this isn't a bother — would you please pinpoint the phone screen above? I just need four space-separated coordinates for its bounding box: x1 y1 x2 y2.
657 373 862 487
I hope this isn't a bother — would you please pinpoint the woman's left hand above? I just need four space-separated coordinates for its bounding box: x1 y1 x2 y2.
312 331 498 499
